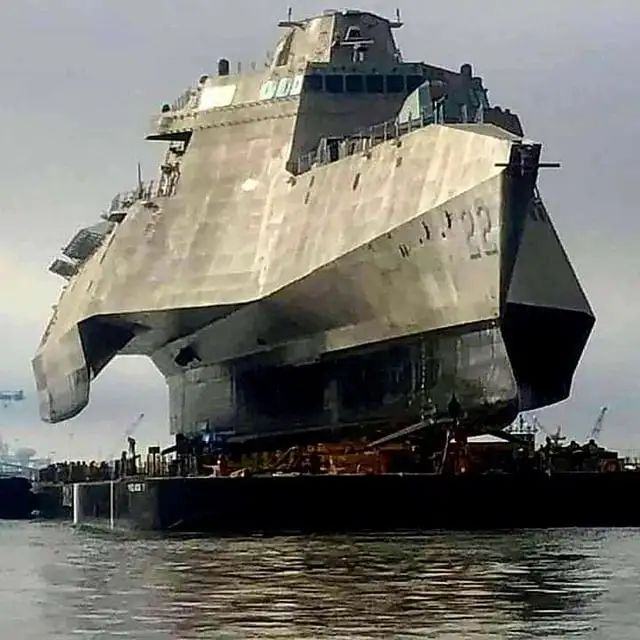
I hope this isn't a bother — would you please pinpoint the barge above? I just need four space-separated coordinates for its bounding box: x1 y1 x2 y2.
70 470 640 533
35 431 638 532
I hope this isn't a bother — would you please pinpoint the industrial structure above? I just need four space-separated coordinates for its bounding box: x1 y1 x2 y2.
33 9 594 454
0 390 24 409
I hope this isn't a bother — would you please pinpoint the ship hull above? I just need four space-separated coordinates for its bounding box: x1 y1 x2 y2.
33 124 594 439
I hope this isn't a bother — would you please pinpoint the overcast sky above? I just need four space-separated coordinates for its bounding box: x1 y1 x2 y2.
0 0 639 459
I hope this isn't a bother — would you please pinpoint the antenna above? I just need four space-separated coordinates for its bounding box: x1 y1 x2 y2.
390 8 404 29
278 8 304 29
136 162 143 197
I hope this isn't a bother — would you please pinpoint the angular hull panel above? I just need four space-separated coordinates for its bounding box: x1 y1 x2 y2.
502 195 594 408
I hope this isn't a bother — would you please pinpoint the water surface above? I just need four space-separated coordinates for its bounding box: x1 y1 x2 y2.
1 522 639 639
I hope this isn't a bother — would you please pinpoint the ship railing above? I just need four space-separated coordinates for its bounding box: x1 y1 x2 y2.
39 304 60 346
149 110 199 139
106 168 182 223
294 111 436 175
108 181 156 213
38 455 195 484
171 86 199 112
147 87 200 138
620 449 640 470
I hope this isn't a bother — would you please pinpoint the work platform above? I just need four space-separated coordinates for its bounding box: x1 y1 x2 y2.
70 472 640 533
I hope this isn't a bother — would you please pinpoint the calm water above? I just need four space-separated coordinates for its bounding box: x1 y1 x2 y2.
1 522 639 639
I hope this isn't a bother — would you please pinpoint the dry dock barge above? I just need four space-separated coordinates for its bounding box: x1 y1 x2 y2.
70 471 640 533
32 428 640 532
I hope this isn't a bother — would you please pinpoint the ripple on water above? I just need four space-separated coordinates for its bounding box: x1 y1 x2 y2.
1 524 640 639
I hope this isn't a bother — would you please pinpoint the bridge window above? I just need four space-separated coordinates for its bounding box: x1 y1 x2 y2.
326 75 344 93
346 75 364 93
366 74 384 93
259 80 277 101
407 75 424 92
275 77 292 98
386 75 405 93
304 75 323 91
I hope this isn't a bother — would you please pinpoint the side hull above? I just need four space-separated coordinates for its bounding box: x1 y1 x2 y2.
72 474 640 533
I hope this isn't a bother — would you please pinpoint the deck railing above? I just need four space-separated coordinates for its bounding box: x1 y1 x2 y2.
108 182 157 212
171 86 198 112
294 111 438 175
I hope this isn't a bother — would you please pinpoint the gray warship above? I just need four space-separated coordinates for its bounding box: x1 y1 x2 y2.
34 9 594 447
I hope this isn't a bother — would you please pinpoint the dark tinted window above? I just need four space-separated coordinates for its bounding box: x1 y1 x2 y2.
407 75 424 92
304 75 323 91
346 75 364 93
327 140 340 162
325 75 344 93
386 75 405 93
366 74 384 93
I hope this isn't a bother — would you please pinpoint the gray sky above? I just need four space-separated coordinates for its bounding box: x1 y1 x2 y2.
1 0 639 459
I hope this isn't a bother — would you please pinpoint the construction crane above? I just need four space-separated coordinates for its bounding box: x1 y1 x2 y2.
589 407 608 442
124 413 145 439
531 415 565 446
0 390 24 408
106 413 145 460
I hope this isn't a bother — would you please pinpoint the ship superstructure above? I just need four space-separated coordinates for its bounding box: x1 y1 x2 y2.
34 9 594 446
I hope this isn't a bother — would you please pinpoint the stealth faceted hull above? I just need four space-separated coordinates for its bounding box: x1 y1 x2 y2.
34 9 593 443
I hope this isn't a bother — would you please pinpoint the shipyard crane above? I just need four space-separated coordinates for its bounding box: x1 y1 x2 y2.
106 413 145 461
124 413 145 439
588 407 608 442
0 390 24 409
531 415 565 446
